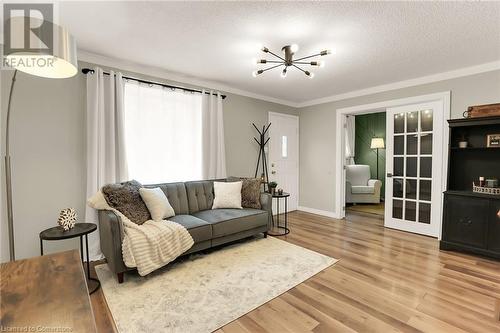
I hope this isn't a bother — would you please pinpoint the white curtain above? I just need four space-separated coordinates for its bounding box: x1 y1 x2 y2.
123 82 203 183
202 91 227 179
85 67 128 260
345 115 356 165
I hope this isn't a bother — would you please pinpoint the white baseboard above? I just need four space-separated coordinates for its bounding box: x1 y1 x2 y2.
297 206 339 219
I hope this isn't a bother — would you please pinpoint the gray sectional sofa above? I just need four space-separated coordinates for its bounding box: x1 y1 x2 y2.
98 179 271 283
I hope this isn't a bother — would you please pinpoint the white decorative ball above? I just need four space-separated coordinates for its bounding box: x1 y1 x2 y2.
58 208 77 231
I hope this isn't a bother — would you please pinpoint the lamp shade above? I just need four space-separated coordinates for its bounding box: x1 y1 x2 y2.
5 18 77 78
370 138 385 149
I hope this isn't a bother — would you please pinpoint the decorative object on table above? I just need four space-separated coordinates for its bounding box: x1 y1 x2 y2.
253 123 271 192
486 179 499 188
463 103 500 118
486 134 500 148
252 44 331 78
39 223 100 294
277 188 284 195
57 208 77 231
370 137 385 180
268 181 278 195
268 192 291 236
472 182 500 195
3 19 78 261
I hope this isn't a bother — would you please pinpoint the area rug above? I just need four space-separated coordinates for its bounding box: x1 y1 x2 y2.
95 236 337 333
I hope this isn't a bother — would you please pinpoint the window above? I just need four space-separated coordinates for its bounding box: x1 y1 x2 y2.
281 135 288 158
123 81 202 183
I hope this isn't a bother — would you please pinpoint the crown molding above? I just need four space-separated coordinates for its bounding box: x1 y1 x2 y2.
77 49 299 107
296 60 500 108
77 50 500 109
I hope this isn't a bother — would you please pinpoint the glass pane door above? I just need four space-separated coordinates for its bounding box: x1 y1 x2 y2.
385 101 444 237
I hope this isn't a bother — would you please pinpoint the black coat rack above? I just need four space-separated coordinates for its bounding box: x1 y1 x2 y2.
253 123 271 192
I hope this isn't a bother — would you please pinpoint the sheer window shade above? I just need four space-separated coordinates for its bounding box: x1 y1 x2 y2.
124 81 203 183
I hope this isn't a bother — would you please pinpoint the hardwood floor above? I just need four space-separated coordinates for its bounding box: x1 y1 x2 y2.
90 210 500 333
346 202 385 216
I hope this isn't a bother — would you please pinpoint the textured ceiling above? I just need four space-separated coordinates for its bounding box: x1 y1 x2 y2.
59 1 500 104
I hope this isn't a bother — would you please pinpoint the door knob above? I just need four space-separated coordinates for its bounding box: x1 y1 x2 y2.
271 171 276 174
387 173 393 178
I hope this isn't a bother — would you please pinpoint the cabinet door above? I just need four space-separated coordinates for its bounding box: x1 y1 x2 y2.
445 195 489 248
488 200 500 252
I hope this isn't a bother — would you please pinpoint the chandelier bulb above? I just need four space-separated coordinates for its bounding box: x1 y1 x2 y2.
261 46 269 53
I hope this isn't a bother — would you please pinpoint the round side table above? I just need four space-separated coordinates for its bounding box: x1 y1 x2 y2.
268 192 290 236
39 223 100 294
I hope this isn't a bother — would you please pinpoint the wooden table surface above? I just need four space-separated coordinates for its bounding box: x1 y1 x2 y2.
1 250 97 332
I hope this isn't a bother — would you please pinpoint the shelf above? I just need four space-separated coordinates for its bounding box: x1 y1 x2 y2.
450 147 499 151
445 190 500 200
448 115 500 127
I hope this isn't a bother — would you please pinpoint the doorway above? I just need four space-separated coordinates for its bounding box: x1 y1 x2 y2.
345 111 386 217
268 112 299 212
335 92 450 239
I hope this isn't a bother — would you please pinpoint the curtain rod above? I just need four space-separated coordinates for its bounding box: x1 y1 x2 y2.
81 68 226 100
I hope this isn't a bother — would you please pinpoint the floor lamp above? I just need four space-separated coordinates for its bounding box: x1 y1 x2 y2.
4 20 78 261
370 138 385 180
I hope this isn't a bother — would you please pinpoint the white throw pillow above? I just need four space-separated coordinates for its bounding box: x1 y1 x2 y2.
139 187 175 221
212 181 243 209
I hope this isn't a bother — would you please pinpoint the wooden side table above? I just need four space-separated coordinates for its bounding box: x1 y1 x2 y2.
39 223 100 294
268 192 291 236
0 250 97 332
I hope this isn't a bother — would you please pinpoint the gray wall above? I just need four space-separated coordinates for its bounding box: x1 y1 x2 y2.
298 70 500 214
0 62 297 262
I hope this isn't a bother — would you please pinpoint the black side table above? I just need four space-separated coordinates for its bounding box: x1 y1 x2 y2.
268 192 290 236
39 223 100 294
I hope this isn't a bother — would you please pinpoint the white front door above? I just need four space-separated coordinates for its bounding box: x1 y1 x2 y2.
268 112 299 212
385 101 444 237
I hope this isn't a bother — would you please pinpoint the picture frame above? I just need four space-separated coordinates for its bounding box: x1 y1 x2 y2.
486 134 500 148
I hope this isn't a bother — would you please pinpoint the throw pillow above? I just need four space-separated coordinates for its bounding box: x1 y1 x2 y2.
102 180 151 225
212 181 243 209
139 187 175 222
228 177 262 209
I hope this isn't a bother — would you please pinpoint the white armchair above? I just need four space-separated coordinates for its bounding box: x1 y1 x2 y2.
346 165 382 204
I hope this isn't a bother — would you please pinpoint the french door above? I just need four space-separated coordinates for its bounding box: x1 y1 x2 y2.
385 101 444 237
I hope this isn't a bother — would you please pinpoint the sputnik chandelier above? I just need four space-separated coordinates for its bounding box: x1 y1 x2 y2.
252 44 331 78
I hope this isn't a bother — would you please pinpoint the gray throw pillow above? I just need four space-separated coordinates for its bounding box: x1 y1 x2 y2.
102 180 151 225
227 177 262 209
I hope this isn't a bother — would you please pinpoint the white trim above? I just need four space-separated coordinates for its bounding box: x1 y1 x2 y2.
268 111 300 211
78 49 298 107
296 61 500 108
79 50 499 109
334 92 450 239
298 206 338 219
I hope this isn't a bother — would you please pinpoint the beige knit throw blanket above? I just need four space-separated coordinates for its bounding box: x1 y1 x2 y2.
88 191 194 276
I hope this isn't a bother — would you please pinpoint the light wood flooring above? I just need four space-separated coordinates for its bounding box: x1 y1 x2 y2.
90 210 500 333
346 202 385 216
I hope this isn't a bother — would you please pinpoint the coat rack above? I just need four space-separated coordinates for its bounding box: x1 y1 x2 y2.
253 123 271 192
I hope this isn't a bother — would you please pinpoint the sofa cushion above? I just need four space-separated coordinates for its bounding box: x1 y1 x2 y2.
193 209 267 237
139 187 175 221
185 180 215 213
351 185 375 194
102 180 151 225
169 215 212 243
227 177 262 209
212 181 243 209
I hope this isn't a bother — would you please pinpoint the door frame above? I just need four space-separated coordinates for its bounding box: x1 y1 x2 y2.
334 92 450 239
268 111 300 211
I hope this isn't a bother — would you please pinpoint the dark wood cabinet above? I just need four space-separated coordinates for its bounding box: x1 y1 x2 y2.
440 116 500 260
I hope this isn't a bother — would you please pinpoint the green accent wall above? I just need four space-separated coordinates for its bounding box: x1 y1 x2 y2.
354 112 386 198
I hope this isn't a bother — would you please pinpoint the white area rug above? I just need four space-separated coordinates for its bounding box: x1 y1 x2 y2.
96 236 337 333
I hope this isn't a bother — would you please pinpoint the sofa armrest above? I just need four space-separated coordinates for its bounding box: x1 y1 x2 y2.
260 192 272 230
368 179 382 189
98 210 128 275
